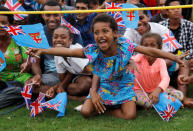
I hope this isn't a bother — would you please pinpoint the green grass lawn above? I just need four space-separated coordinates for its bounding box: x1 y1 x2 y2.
1 85 193 131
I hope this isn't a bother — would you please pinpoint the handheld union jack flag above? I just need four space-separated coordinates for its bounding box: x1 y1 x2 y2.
21 84 33 109
41 92 68 117
2 25 26 36
162 31 182 52
159 104 177 121
154 92 182 122
4 0 27 20
61 18 80 34
30 92 46 117
2 23 50 49
105 2 125 29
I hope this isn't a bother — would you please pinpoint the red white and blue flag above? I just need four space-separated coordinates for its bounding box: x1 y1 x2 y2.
4 0 27 21
41 92 68 117
21 84 33 109
2 23 50 49
155 92 182 121
105 2 125 29
3 25 26 36
162 31 182 52
30 92 46 117
61 18 80 35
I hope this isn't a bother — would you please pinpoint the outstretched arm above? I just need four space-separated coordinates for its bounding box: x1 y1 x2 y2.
27 48 85 58
135 46 185 67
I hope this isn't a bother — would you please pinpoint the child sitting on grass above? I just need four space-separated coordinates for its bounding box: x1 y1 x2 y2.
27 14 185 120
132 33 184 108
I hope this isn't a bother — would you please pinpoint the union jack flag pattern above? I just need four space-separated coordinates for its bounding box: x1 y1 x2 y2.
162 31 182 52
158 104 177 121
30 92 46 117
2 25 26 36
154 92 182 121
105 2 125 29
41 92 68 117
4 0 27 20
21 84 33 109
2 23 50 49
61 18 80 34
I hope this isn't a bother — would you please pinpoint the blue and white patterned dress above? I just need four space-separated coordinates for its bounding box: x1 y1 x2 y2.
84 37 138 105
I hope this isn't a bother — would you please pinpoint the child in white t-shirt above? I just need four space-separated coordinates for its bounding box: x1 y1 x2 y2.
46 26 92 101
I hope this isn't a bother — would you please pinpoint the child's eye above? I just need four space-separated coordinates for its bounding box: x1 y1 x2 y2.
103 29 108 33
94 31 99 35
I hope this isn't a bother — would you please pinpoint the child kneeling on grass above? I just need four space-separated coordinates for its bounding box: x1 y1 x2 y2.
27 13 185 120
132 33 184 108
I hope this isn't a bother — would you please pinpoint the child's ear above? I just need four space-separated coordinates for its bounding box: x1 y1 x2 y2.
113 30 118 40
146 14 151 22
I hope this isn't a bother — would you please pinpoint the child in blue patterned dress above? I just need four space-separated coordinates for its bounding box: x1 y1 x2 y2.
27 13 185 120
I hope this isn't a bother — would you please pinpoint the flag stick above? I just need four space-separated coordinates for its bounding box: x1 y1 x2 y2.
21 46 40 59
135 78 165 121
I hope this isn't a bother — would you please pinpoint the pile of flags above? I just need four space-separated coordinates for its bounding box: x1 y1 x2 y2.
21 84 68 117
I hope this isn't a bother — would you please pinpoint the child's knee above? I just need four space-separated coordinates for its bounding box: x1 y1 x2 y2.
124 112 136 120
81 100 94 118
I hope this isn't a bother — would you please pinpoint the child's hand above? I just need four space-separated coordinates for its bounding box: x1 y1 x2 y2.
125 60 140 73
149 87 162 105
177 51 190 67
26 48 41 58
90 91 106 114
20 61 31 74
178 75 191 85
31 74 42 86
46 87 55 98
56 86 65 93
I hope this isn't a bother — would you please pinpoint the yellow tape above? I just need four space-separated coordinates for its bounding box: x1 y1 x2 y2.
0 5 192 14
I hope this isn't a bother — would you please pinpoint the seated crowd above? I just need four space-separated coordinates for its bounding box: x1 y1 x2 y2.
0 0 193 120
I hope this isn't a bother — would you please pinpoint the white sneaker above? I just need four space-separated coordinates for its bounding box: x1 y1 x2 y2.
74 104 82 112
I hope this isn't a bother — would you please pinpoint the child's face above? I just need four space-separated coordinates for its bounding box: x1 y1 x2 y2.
0 15 9 37
136 11 150 35
53 28 72 48
93 22 117 52
142 37 160 49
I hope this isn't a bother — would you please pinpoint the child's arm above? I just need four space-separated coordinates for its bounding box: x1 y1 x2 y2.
27 48 85 58
135 46 185 67
90 74 106 114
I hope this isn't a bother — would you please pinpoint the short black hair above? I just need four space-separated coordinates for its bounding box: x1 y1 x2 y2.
54 25 73 40
76 0 90 8
42 0 62 11
165 0 181 6
89 0 98 5
92 13 118 32
0 6 14 24
141 33 162 49
136 3 148 16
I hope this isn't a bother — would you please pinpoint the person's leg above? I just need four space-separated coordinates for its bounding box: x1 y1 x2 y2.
81 99 97 118
0 87 23 109
109 101 136 120
165 86 184 101
67 76 91 96
135 90 152 108
177 61 193 107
